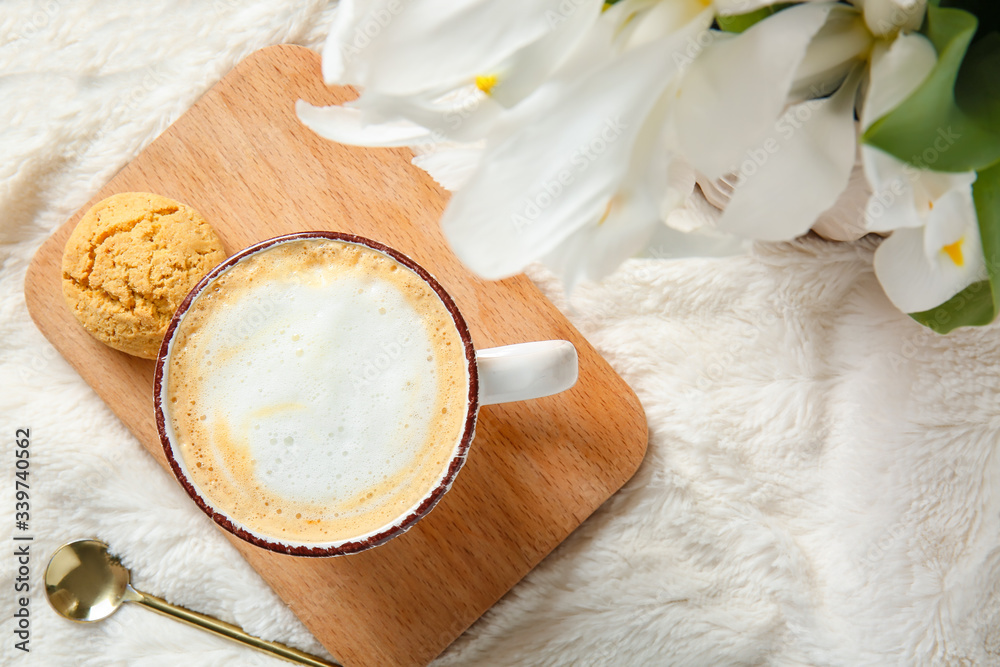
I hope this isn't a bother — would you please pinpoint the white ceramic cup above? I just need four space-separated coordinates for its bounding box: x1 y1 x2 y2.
154 231 578 556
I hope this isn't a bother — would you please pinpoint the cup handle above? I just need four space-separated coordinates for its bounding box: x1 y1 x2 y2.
476 340 578 406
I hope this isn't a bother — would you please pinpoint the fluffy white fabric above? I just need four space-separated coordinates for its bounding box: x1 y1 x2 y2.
1 2 998 666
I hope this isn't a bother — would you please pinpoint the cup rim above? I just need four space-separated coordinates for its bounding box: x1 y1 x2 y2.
153 231 480 557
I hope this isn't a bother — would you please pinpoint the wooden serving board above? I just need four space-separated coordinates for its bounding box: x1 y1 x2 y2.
25 45 647 667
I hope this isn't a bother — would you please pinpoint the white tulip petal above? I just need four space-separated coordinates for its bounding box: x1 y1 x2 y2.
912 168 976 206
345 0 595 96
525 1 626 84
350 87 502 143
664 185 723 234
318 0 606 151
716 68 860 241
488 0 603 107
874 222 984 313
321 0 361 84
441 32 693 279
599 0 659 55
858 32 937 240
861 31 935 129
623 1 713 50
295 100 436 146
714 0 824 15
789 6 871 103
601 0 659 29
411 144 483 191
673 1 835 179
647 221 751 258
542 184 662 291
862 146 922 232
922 183 977 263
863 0 926 37
862 146 978 233
661 157 698 220
542 102 679 290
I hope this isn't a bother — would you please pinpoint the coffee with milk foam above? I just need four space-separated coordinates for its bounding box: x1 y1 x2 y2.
164 239 470 544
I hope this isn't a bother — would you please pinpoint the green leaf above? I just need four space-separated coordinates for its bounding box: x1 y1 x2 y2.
955 32 1000 127
717 4 792 34
863 5 1000 172
937 1 1000 40
909 161 1000 332
973 159 1000 308
909 281 994 332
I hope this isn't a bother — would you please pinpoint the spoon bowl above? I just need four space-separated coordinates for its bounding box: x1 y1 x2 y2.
45 539 132 622
44 539 338 666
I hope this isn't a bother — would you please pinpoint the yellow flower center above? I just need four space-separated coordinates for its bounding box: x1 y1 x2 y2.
475 74 499 96
598 200 614 225
942 238 964 267
599 195 624 226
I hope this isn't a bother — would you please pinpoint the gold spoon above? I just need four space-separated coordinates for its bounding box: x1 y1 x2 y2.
44 539 339 667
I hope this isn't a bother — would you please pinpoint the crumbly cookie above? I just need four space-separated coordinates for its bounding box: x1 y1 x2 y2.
62 192 227 359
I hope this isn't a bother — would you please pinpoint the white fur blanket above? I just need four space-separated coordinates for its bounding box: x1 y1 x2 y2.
2 2 998 666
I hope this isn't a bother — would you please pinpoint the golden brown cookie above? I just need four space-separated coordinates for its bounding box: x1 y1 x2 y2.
62 192 227 359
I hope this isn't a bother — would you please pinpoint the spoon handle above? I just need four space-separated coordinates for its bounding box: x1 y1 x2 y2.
131 588 340 666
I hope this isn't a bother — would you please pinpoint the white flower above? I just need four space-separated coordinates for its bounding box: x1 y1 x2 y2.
672 2 847 182
297 0 602 146
687 0 942 246
712 62 865 241
302 0 981 314
870 169 982 313
686 2 877 242
860 32 984 313
442 1 857 285
855 0 926 38
302 0 863 289
439 26 704 285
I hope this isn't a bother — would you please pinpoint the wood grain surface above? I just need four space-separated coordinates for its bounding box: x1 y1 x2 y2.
24 45 648 667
